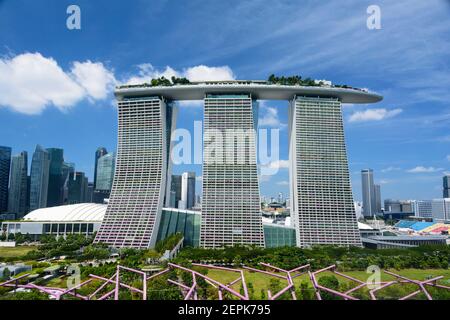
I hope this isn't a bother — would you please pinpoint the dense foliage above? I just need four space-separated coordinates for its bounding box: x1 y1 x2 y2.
155 232 184 254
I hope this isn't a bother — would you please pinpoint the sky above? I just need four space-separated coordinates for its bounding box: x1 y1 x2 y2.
0 0 449 202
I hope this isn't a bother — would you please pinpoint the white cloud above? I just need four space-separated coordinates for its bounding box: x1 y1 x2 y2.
258 103 286 128
123 63 234 85
407 166 444 173
124 63 179 85
71 61 116 100
276 180 289 186
348 108 403 123
0 52 116 115
262 160 289 170
183 65 234 82
381 166 401 173
122 64 235 109
259 175 272 183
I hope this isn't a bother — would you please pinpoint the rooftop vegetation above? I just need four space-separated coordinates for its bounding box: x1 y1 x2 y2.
116 73 367 91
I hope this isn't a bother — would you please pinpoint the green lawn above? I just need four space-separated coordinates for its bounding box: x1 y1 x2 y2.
0 246 36 258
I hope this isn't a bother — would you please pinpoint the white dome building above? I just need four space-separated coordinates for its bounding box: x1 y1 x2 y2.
1 203 107 240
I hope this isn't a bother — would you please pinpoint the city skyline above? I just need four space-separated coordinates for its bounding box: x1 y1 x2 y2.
0 1 449 202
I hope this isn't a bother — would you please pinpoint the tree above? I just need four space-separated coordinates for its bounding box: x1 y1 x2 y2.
14 232 24 244
1 268 11 281
317 275 340 300
0 233 6 241
7 233 15 241
297 280 314 300
233 255 242 268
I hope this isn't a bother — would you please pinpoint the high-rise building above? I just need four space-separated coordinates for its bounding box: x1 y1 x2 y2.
413 200 433 218
200 94 265 248
361 169 376 217
8 151 29 217
181 172 195 210
96 80 381 249
68 171 88 204
0 146 11 213
374 184 382 213
289 97 361 247
444 175 450 198
96 153 115 191
61 162 75 204
168 175 182 208
86 182 94 202
94 147 108 190
431 198 450 221
277 192 284 204
94 96 177 248
29 145 50 211
384 199 414 213
46 148 64 207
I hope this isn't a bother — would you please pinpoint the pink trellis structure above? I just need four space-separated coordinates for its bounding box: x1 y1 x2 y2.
369 270 450 300
1 263 450 300
242 262 310 300
309 264 387 300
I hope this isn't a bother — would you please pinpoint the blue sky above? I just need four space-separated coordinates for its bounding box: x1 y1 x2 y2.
0 0 449 201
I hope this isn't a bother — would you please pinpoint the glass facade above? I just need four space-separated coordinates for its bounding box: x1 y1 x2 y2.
30 145 50 211
157 208 292 248
95 153 115 191
8 151 29 217
0 146 11 213
46 148 64 207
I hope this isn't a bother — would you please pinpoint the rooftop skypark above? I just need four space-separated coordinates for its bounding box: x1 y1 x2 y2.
117 74 368 93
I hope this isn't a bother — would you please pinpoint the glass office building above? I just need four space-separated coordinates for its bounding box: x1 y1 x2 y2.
0 146 12 213
29 145 50 211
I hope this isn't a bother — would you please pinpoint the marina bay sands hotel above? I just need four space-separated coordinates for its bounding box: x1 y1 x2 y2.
94 80 382 249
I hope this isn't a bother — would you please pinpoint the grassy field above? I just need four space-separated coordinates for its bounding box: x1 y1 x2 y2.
0 246 36 258
204 268 450 299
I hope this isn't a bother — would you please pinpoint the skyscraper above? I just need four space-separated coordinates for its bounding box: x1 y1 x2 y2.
289 97 361 247
46 148 64 207
97 80 381 249
93 153 115 204
68 171 88 204
29 145 50 211
361 169 376 217
374 184 382 213
61 162 75 205
444 175 450 198
168 175 182 208
96 153 115 191
94 147 108 190
200 94 265 248
181 172 196 210
94 96 177 248
8 151 29 217
0 146 11 213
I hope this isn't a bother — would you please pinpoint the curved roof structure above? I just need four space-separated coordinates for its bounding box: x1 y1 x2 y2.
23 203 107 222
115 81 382 104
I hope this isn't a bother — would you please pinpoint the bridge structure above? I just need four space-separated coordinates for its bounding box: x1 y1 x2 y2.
93 81 382 249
